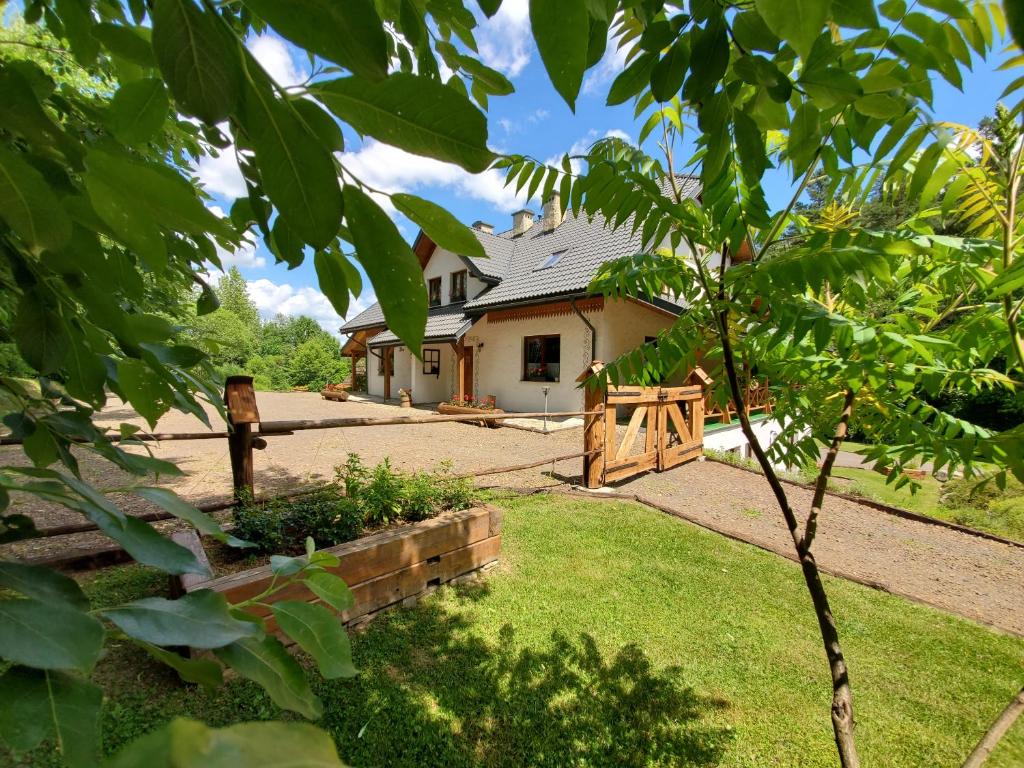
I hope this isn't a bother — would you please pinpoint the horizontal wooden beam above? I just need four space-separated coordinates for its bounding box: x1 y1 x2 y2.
257 410 602 434
486 297 603 324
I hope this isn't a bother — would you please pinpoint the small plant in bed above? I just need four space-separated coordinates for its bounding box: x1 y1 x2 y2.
234 456 476 554
233 487 364 555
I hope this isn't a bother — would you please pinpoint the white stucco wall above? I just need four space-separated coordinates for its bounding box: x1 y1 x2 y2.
469 308 599 413
422 247 487 304
411 343 454 403
597 299 677 369
365 346 413 399
704 417 785 466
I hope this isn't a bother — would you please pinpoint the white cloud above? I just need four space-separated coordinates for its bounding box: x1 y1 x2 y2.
476 0 532 78
498 108 550 134
247 34 308 88
196 141 247 199
206 206 267 269
341 139 537 215
247 278 375 336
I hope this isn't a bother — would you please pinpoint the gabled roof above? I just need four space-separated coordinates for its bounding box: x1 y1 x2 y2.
339 175 701 335
367 303 472 346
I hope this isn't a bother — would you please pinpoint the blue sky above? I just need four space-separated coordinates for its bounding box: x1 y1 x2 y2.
189 2 1019 335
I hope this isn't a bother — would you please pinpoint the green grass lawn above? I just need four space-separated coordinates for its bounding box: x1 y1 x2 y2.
830 466 1024 541
5 494 1022 767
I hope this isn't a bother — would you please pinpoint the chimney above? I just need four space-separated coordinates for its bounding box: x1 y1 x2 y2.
472 220 494 234
511 209 535 237
542 192 562 232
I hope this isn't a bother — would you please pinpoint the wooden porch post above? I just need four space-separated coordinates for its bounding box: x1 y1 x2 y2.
350 353 357 390
583 380 605 488
383 347 391 401
455 339 466 402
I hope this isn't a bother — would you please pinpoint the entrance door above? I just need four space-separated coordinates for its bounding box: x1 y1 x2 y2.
463 347 474 398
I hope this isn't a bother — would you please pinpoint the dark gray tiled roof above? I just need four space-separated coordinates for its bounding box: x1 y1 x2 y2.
466 229 514 280
367 303 472 346
340 175 700 334
340 302 386 332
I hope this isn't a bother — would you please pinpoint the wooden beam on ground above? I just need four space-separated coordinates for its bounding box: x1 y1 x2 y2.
257 411 600 434
453 450 599 480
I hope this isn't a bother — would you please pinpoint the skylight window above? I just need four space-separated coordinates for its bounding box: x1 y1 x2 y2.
536 248 568 270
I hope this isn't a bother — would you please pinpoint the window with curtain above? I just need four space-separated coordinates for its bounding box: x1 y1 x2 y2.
428 277 441 306
523 335 560 382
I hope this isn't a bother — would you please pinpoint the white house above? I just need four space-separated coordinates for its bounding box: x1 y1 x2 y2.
341 182 707 413
339 181 778 459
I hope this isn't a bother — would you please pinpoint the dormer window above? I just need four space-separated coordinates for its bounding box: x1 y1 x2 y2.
450 270 467 302
535 248 567 270
428 277 441 307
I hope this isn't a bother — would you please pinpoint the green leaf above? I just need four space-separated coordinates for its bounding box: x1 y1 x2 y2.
315 74 493 173
0 598 104 673
241 77 343 249
116 358 175 428
0 561 88 609
102 590 259 649
732 10 780 52
55 0 99 65
460 55 515 95
13 289 68 375
392 193 486 259
64 331 107 406
650 39 690 102
831 0 880 29
290 98 345 153
138 642 224 691
107 718 345 768
0 667 101 768
109 78 169 146
854 93 907 119
92 23 156 67
314 250 351 319
788 102 821 177
606 52 657 106
0 146 72 252
85 149 232 239
529 0 589 110
345 186 427 353
214 636 323 719
1009 0 1024 50
134 486 249 547
241 0 387 81
151 0 242 123
271 601 357 679
754 0 830 59
303 570 355 613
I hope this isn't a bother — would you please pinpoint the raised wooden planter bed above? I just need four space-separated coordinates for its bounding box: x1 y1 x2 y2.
174 505 502 637
436 402 504 428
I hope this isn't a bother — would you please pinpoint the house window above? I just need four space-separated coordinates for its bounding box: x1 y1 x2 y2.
450 270 467 302
523 335 560 382
428 277 442 306
535 248 567 270
422 348 440 376
376 347 393 376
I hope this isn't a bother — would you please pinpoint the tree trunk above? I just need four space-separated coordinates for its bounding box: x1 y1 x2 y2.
715 307 861 768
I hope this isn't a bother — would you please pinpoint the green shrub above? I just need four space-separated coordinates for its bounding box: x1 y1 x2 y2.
233 487 363 555
335 454 475 526
940 473 1024 511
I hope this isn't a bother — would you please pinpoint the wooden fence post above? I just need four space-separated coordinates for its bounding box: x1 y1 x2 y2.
578 361 606 489
224 376 261 501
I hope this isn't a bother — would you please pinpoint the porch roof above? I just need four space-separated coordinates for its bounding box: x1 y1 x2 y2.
367 304 472 347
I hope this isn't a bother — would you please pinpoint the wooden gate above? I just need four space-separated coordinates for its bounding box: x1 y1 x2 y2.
583 378 704 488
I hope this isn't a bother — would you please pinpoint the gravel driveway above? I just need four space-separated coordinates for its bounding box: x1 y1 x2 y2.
2 391 1022 636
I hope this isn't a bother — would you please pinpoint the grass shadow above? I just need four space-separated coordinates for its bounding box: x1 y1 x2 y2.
316 585 732 767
